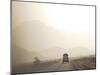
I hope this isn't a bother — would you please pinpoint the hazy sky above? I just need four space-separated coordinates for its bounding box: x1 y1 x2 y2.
12 1 95 63
13 1 95 33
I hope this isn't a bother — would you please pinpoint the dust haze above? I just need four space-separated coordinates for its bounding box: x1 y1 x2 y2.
12 1 96 74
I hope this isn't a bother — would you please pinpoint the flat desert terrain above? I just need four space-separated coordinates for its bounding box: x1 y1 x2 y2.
12 56 96 75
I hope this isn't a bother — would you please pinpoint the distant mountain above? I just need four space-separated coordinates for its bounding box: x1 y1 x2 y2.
13 20 91 51
37 46 93 61
12 20 94 65
38 47 68 61
69 47 91 58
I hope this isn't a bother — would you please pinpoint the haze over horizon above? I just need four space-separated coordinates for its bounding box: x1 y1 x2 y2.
12 1 95 65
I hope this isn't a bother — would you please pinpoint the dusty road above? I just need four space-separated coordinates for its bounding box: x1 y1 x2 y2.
12 57 96 74
40 61 73 72
12 59 73 74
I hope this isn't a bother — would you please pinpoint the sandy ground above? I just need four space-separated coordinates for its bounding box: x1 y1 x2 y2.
12 57 96 74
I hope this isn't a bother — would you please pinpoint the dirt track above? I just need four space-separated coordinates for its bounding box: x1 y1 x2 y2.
12 57 96 74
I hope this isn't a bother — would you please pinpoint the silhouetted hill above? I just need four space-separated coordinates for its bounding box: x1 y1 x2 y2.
12 20 95 66
37 47 94 61
13 20 91 51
